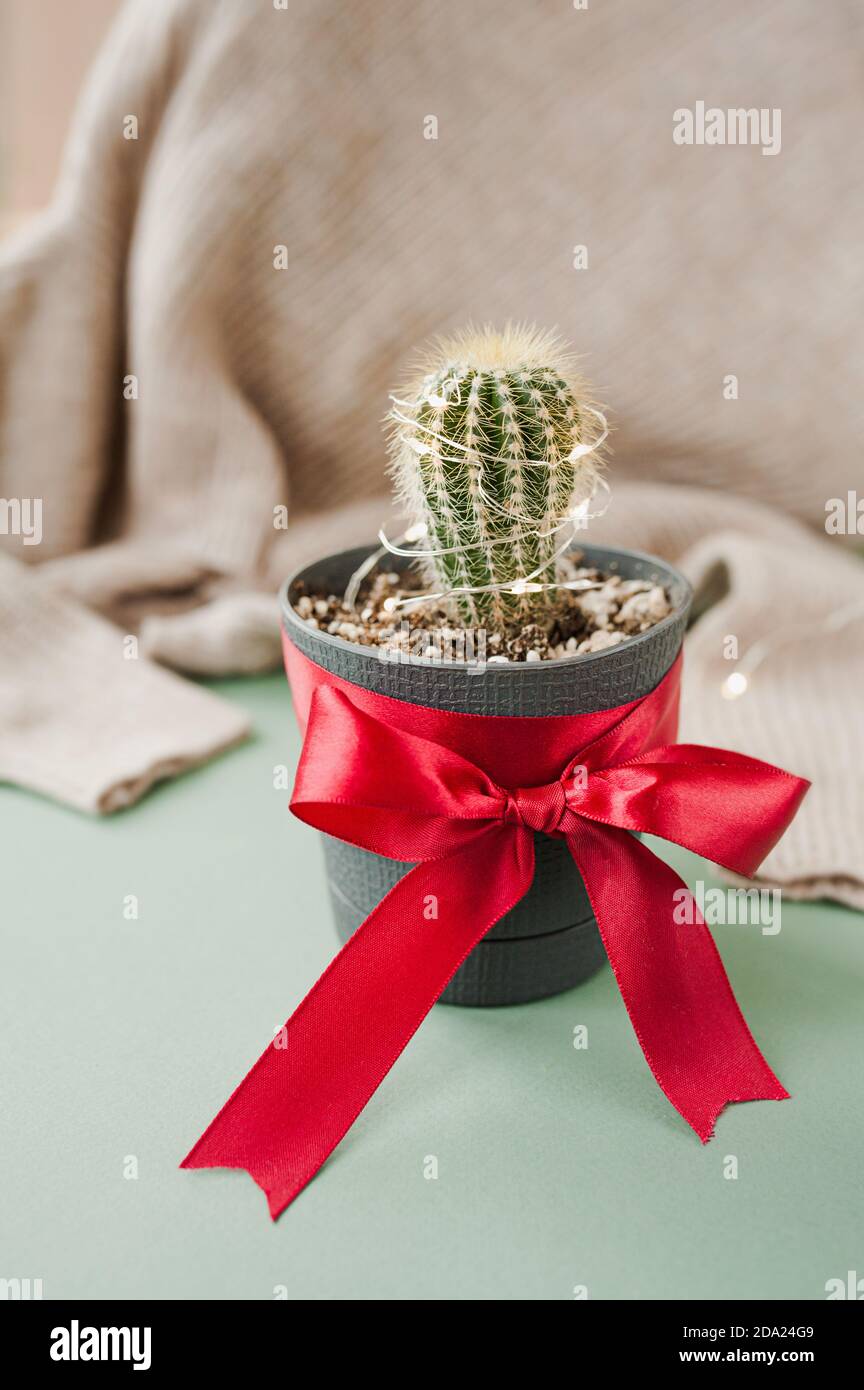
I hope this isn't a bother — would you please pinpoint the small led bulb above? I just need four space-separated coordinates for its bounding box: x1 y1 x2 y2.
721 671 749 700
404 522 428 542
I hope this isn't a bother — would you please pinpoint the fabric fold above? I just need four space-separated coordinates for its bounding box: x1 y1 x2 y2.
0 553 249 814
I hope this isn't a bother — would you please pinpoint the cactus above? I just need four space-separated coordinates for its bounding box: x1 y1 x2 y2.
387 325 604 625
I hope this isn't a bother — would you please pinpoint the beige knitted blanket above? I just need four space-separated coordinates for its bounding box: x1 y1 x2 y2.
1 0 862 905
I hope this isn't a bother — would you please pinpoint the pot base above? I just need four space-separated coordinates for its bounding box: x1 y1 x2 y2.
327 878 608 1007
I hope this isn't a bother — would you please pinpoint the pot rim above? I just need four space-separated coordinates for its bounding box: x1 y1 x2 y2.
279 541 693 675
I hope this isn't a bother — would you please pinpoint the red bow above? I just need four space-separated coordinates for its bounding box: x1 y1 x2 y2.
182 646 808 1220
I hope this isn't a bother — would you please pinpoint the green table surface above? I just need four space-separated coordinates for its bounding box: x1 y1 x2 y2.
1 674 861 1302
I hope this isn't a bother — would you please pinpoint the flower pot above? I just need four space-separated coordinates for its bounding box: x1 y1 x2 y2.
280 543 692 1007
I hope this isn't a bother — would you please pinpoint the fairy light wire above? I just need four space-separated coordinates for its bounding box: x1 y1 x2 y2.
344 397 611 614
387 401 610 472
721 597 864 700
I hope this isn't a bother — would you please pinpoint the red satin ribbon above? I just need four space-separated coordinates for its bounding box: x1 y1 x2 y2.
182 638 809 1219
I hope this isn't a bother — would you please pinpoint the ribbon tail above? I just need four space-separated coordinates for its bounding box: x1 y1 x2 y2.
181 827 533 1219
566 823 788 1142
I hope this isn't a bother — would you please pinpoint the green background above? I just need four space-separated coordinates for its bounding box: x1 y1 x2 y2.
1 675 861 1301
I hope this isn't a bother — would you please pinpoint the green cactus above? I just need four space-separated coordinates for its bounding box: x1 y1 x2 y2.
387 325 604 625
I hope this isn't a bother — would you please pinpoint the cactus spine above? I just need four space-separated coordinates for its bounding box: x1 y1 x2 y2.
387 326 603 625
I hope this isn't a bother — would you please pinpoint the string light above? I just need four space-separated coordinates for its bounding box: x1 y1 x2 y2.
721 671 749 700
720 597 864 700
343 396 610 614
346 510 608 614
406 437 432 457
387 400 609 474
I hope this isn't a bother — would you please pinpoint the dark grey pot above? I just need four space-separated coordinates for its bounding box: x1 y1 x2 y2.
280 544 692 1007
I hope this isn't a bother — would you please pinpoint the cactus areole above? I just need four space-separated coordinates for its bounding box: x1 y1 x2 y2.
386 325 607 626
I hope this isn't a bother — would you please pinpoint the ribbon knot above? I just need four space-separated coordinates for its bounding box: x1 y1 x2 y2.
182 646 810 1221
504 781 568 836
